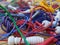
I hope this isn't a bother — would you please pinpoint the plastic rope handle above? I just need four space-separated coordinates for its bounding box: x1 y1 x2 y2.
11 0 15 3
0 5 30 45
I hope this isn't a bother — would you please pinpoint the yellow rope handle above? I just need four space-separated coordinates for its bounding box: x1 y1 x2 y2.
33 0 60 13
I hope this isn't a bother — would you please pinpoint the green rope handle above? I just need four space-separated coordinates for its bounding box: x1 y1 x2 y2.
0 5 30 45
11 0 15 3
10 0 16 5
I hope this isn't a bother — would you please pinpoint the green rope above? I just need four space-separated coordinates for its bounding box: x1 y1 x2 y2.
0 5 30 45
11 0 16 5
11 0 15 3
